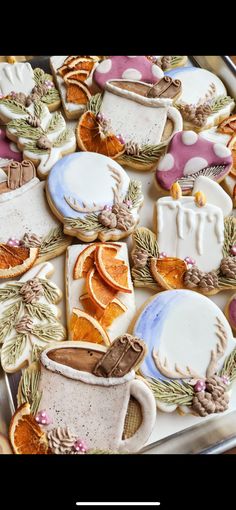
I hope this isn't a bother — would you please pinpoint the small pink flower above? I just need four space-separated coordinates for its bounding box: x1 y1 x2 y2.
96 112 106 122
231 245 236 256
103 204 112 211
44 80 54 89
221 375 230 385
159 252 167 259
184 256 196 266
116 133 125 145
73 439 88 454
123 199 132 208
7 237 21 247
35 410 52 426
194 380 206 392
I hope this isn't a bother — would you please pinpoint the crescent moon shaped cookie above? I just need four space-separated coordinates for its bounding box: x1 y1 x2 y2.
77 79 183 171
166 66 235 131
155 130 232 194
93 56 164 90
46 152 143 242
0 62 60 112
130 289 236 416
131 177 236 295
0 262 66 373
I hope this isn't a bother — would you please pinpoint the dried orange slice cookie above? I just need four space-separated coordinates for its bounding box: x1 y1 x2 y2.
66 79 91 105
96 245 131 293
0 243 38 278
70 308 110 345
9 403 49 454
77 111 125 158
150 257 187 290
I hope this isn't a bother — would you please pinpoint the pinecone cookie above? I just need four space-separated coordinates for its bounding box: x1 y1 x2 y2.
132 248 149 268
183 266 203 288
220 256 236 279
184 266 219 293
192 375 229 417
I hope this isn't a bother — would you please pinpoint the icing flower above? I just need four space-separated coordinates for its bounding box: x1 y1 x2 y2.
184 256 196 267
159 252 167 259
116 134 125 145
221 375 230 385
44 80 54 89
96 112 106 122
194 380 206 392
73 439 88 454
35 410 52 426
123 199 132 208
7 237 21 247
230 245 236 256
103 204 112 211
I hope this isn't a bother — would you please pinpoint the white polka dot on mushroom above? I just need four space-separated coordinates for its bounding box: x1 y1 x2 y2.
181 131 198 146
127 56 137 58
213 143 231 158
122 68 142 80
184 157 208 176
97 59 112 74
157 153 174 171
152 64 164 79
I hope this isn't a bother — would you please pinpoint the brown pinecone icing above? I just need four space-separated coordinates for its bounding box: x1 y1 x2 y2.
19 278 43 304
192 375 229 417
132 248 148 268
220 256 236 279
184 266 219 293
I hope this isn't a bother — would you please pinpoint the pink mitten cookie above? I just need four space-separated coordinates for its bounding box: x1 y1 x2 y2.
93 56 164 90
155 130 232 194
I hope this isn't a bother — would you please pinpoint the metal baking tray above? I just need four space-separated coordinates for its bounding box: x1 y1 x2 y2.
1 55 236 454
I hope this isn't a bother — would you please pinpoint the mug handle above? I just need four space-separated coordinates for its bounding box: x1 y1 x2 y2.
118 379 156 453
166 105 183 143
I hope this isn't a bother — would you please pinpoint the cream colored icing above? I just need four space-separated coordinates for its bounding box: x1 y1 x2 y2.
156 196 224 272
192 176 232 217
0 62 35 95
65 243 136 341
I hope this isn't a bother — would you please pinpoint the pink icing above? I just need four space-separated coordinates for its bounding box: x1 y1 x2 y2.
228 298 236 328
93 56 164 90
155 131 232 191
0 129 22 161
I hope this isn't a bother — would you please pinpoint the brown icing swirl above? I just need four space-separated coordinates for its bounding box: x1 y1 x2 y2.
93 334 146 378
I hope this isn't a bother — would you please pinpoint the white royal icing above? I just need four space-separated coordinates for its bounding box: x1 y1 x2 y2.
192 176 232 217
156 195 224 272
213 143 231 158
157 153 174 171
152 64 164 79
183 157 208 176
65 243 136 341
0 62 35 96
97 59 112 73
181 130 198 145
122 68 142 80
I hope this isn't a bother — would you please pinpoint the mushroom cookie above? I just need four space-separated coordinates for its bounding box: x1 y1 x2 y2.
93 56 164 90
0 100 76 179
46 152 143 242
0 128 22 166
0 262 66 373
166 67 235 131
131 177 236 296
130 289 236 417
0 62 60 113
155 130 232 194
77 81 183 171
0 161 71 269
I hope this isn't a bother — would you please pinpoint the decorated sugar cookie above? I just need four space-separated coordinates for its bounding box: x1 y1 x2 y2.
131 178 236 295
0 100 76 178
166 67 235 131
66 243 135 342
155 130 232 194
46 152 143 242
93 56 164 90
18 338 155 453
77 81 183 171
130 289 236 417
0 62 60 113
146 55 187 71
225 294 236 334
0 262 66 373
0 163 71 266
50 56 101 120
0 128 22 167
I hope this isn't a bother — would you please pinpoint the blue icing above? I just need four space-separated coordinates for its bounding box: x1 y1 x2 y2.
47 153 112 219
134 290 186 381
165 66 198 78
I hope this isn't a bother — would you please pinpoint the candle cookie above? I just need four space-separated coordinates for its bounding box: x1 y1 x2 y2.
0 62 60 113
46 152 143 242
0 262 66 373
167 66 235 131
155 130 232 195
130 289 236 417
65 243 135 342
131 177 236 296
76 80 183 171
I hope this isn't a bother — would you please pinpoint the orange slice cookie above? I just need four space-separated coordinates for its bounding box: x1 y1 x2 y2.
64 69 89 83
73 243 119 279
96 245 132 293
67 57 96 74
66 80 91 105
9 403 49 455
86 266 117 309
77 111 125 158
150 257 187 290
0 244 38 279
70 308 110 345
80 293 127 328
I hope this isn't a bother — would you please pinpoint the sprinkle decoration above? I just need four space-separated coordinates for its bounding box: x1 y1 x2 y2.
73 439 88 454
117 133 125 144
230 245 236 256
123 199 132 208
7 237 21 247
221 375 230 385
185 256 196 267
35 410 52 426
194 380 206 392
159 252 167 259
44 80 54 89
